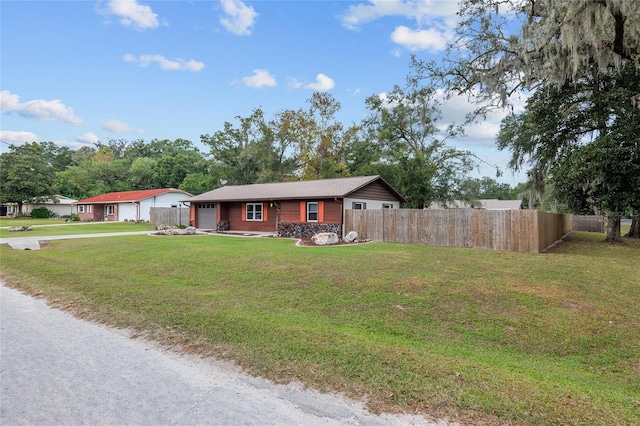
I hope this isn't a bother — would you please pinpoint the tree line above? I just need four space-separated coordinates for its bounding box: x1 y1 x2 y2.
0 91 520 214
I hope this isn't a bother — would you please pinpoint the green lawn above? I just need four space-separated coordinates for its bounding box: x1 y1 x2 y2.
0 217 68 227
1 233 638 425
0 222 155 238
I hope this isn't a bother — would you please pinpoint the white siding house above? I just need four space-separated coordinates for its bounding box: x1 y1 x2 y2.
75 189 193 222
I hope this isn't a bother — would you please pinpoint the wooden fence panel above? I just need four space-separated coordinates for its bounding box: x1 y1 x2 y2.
347 208 575 253
572 215 604 233
150 207 190 228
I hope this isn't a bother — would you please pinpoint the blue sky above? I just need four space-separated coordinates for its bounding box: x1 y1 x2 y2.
1 0 525 184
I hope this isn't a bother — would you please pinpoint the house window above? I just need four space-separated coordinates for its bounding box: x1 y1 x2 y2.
78 205 85 213
106 205 115 215
307 202 318 222
246 203 263 221
352 202 366 210
382 203 394 209
78 205 92 213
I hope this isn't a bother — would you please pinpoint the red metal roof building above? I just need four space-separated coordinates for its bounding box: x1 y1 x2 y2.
74 188 192 222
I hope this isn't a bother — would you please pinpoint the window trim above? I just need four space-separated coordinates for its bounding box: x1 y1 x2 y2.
105 205 115 215
307 202 319 222
382 203 394 209
352 202 366 210
245 203 263 221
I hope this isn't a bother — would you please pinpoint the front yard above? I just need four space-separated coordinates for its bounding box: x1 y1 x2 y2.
1 232 638 425
0 221 155 238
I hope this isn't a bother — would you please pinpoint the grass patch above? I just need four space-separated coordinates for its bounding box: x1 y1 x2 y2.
0 217 68 226
0 222 155 238
1 232 638 425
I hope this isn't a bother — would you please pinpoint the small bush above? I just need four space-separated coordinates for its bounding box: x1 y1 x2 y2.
71 213 80 221
31 207 52 218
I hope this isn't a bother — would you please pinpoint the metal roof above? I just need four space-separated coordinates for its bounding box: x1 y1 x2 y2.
187 175 406 203
75 188 192 204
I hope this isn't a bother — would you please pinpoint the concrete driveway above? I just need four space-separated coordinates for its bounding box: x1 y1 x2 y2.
0 284 445 426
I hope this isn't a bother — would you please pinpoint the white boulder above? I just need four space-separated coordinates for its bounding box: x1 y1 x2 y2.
343 231 358 242
311 232 340 245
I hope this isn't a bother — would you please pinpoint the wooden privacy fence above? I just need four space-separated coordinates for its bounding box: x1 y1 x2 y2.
572 215 604 233
344 209 574 253
150 207 190 228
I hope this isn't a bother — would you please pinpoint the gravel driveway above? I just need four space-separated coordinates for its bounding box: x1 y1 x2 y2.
0 284 448 426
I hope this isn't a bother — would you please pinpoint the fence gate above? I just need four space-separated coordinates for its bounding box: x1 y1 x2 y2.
150 207 190 228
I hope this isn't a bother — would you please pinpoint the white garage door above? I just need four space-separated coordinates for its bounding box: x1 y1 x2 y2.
197 204 217 229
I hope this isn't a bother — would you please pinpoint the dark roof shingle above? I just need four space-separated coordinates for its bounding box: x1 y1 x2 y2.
188 176 404 202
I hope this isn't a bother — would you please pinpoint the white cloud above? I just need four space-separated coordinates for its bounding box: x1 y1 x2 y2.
0 90 83 126
0 130 39 145
287 77 303 89
219 0 258 36
304 74 335 91
103 119 140 134
340 1 458 53
124 54 205 72
103 0 159 31
76 132 99 144
390 25 450 52
240 69 277 88
340 0 459 31
437 89 532 149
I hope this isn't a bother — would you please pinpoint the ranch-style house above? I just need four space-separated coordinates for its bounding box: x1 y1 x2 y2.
186 175 406 237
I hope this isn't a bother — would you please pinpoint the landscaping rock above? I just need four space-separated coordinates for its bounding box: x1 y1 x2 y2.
7 226 33 232
185 226 196 235
311 232 340 245
278 222 340 238
343 231 358 242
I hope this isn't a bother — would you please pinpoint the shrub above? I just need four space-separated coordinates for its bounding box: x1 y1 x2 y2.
31 207 52 218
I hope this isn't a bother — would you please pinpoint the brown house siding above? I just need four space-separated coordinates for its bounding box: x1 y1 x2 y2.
191 199 345 231
349 181 402 201
319 199 342 223
228 202 278 232
279 199 342 224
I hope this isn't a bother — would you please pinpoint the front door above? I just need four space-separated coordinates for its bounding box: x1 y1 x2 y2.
104 204 116 221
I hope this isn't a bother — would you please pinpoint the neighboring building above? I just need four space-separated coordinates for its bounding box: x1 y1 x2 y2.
428 199 523 210
187 175 406 236
1 195 77 217
74 188 193 222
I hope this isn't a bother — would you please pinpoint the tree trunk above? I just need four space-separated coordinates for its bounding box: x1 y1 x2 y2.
604 216 623 243
624 217 640 238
